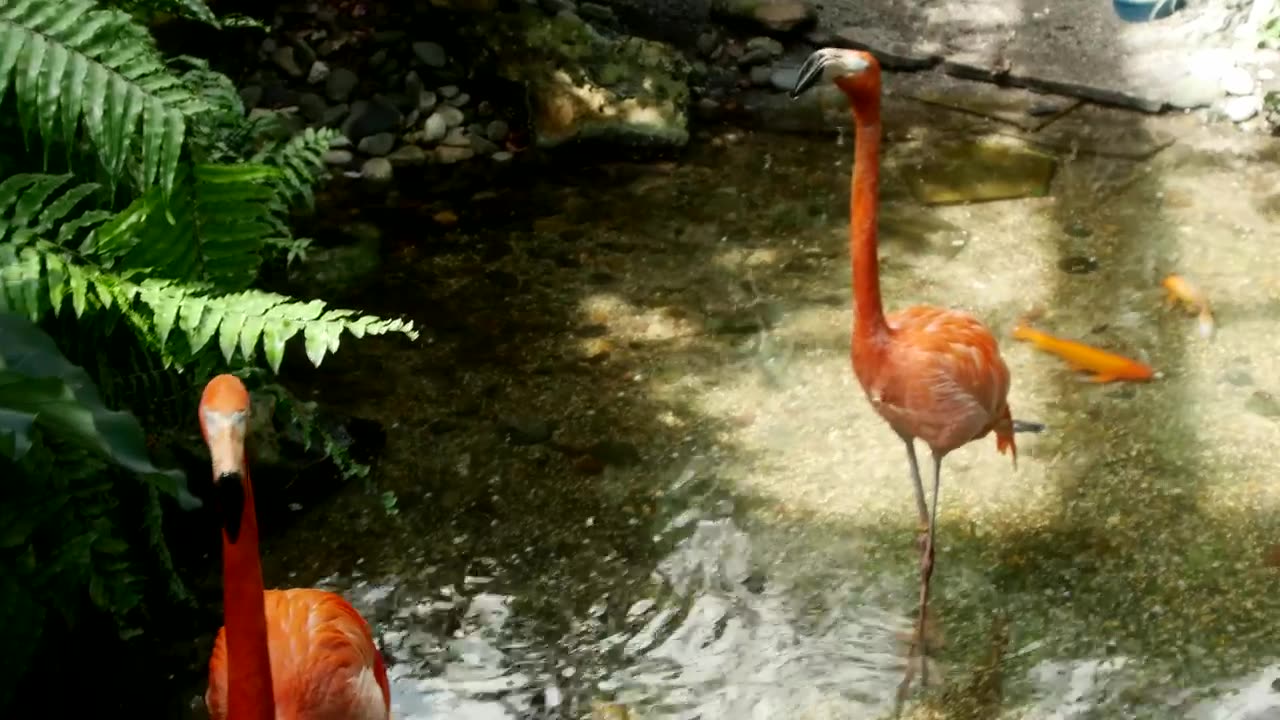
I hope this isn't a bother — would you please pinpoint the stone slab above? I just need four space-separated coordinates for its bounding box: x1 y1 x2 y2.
812 0 1280 113
888 72 1081 131
998 105 1178 160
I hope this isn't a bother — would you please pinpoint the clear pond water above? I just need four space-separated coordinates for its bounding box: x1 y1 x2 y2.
197 102 1280 720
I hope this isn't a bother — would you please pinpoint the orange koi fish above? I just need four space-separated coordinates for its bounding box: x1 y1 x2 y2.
1011 322 1158 383
1161 273 1214 339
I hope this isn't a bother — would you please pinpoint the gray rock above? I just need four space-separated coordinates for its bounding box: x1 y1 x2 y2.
405 70 425 98
578 2 616 24
290 37 317 67
1221 66 1255 96
308 60 331 85
749 65 773 86
369 49 388 68
272 46 304 78
485 119 509 142
1223 94 1262 122
343 96 403 142
435 146 474 164
441 127 471 147
446 92 471 107
718 0 815 33
323 149 354 165
360 157 394 185
769 66 799 93
422 112 449 143
745 36 783 58
358 132 397 156
418 90 438 113
491 150 514 162
321 103 350 127
325 67 359 103
469 132 501 154
696 31 719 57
412 41 448 68
435 105 465 128
297 92 328 122
438 84 461 99
738 48 774 67
387 144 428 167
240 85 264 109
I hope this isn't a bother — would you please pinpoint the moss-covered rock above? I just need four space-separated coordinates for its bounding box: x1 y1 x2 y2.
491 9 691 149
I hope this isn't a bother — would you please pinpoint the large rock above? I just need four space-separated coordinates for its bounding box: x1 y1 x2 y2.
713 0 816 33
493 9 690 149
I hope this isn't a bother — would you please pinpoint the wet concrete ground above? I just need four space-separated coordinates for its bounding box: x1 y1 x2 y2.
216 95 1280 719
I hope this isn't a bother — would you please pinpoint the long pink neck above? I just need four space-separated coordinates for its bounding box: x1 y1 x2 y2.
221 467 275 720
847 81 889 342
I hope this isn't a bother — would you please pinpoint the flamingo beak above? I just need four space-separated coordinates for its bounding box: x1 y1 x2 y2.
202 409 248 543
791 48 871 100
790 49 830 99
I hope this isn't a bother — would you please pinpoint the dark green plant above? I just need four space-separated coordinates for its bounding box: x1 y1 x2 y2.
0 311 195 710
0 0 417 708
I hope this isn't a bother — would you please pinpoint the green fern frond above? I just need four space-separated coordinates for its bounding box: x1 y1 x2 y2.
132 280 419 372
0 173 112 250
0 0 204 196
0 243 418 371
88 161 286 290
253 127 341 210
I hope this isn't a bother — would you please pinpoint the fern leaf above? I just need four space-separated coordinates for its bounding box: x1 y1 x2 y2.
0 172 106 248
0 0 203 196
85 161 283 290
132 280 418 371
253 127 340 211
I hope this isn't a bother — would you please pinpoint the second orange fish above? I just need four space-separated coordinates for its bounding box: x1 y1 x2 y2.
1011 322 1158 383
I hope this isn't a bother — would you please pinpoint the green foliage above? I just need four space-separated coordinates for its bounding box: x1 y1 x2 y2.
1259 2 1280 49
0 0 204 195
0 312 195 505
0 313 192 710
0 0 417 708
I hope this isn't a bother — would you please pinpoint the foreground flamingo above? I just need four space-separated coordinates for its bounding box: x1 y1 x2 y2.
199 374 391 720
791 49 1021 702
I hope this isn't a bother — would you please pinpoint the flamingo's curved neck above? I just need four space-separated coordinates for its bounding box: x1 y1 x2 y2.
847 82 889 341
221 465 275 720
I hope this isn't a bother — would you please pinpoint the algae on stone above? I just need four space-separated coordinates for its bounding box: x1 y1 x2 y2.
493 9 691 149
906 138 1058 205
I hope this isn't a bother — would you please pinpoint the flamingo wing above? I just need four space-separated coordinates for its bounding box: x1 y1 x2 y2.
865 306 1012 454
208 588 391 720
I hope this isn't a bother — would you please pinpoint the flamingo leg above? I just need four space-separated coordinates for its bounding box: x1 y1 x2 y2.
896 452 943 711
903 437 929 539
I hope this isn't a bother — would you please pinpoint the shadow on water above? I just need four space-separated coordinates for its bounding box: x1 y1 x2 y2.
165 75 1280 720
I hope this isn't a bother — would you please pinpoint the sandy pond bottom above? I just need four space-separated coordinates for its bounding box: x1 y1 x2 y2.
196 106 1280 720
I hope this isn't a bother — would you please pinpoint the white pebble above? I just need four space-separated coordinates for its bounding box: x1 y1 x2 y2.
1220 66 1254 96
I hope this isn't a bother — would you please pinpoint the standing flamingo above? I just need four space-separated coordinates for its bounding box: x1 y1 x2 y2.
199 373 391 720
791 49 1021 702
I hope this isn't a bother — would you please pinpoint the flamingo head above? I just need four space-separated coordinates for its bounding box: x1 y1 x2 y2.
790 48 881 101
199 374 252 542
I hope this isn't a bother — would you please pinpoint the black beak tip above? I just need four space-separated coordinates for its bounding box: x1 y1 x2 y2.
214 471 246 543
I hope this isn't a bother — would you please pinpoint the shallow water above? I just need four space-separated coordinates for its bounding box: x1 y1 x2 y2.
215 99 1280 720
